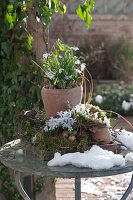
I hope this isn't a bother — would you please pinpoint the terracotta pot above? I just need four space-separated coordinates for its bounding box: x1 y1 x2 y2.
92 126 111 145
41 85 83 118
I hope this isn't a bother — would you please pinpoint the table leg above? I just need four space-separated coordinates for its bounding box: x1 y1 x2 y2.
120 173 133 200
14 171 31 200
75 178 81 200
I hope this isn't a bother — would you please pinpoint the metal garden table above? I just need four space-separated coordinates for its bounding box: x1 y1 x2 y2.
0 139 133 200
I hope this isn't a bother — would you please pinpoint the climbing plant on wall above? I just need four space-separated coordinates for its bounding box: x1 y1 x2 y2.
0 0 94 199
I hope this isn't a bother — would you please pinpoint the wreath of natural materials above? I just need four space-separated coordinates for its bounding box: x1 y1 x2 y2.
19 103 113 157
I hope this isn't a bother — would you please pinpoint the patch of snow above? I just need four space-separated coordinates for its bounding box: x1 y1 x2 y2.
91 178 105 184
47 145 125 169
81 179 102 196
125 152 133 162
104 116 111 128
116 129 133 150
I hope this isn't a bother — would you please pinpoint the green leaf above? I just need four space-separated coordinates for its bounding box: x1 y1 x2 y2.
52 0 58 5
33 0 39 8
76 5 84 20
86 12 92 29
1 41 13 57
15 28 25 37
27 34 33 50
90 0 94 11
57 4 66 14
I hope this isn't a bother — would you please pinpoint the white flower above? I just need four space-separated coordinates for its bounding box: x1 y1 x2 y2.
36 16 40 22
74 104 89 116
44 110 76 132
59 68 64 73
45 70 55 80
23 17 26 23
94 112 98 119
65 75 73 80
49 0 51 9
75 69 81 75
122 100 131 111
75 60 80 65
44 126 49 132
43 53 49 59
32 135 37 143
70 47 79 51
81 63 86 71
95 95 103 104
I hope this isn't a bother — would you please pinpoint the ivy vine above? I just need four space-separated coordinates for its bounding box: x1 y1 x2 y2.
0 0 94 199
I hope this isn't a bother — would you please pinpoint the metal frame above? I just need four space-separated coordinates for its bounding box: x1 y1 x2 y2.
14 171 30 200
14 170 133 200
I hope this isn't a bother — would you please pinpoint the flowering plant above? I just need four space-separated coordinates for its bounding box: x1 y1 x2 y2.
33 39 86 89
20 104 112 153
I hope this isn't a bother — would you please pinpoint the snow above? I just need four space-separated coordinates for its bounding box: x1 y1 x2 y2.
81 179 102 196
95 95 103 104
103 116 111 128
69 172 133 199
125 152 133 162
116 129 133 150
48 145 125 169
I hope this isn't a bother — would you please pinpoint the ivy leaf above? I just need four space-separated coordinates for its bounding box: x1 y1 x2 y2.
86 12 92 29
52 0 58 5
27 34 33 50
76 0 94 29
90 0 94 11
1 41 13 57
57 4 66 14
76 5 84 20
15 28 25 37
33 0 39 8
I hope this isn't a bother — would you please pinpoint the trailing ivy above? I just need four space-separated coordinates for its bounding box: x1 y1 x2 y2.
0 0 94 199
0 1 43 199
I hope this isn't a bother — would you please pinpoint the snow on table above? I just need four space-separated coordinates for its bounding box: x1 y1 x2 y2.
48 145 125 169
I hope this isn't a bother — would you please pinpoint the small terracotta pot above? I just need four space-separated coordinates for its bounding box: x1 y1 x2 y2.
92 126 111 145
41 85 83 118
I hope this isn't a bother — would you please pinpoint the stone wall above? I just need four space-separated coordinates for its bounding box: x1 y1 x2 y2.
49 13 133 47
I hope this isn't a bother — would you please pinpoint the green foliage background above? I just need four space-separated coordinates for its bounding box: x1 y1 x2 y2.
91 83 133 116
0 1 43 199
0 0 94 199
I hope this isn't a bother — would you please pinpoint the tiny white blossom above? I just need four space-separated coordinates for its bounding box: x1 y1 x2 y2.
43 53 49 59
32 135 37 143
59 68 64 73
94 112 98 119
65 75 73 80
23 17 26 23
75 69 81 75
44 126 49 132
45 70 55 80
70 47 79 51
81 63 86 71
95 95 103 104
75 60 80 65
36 16 40 22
